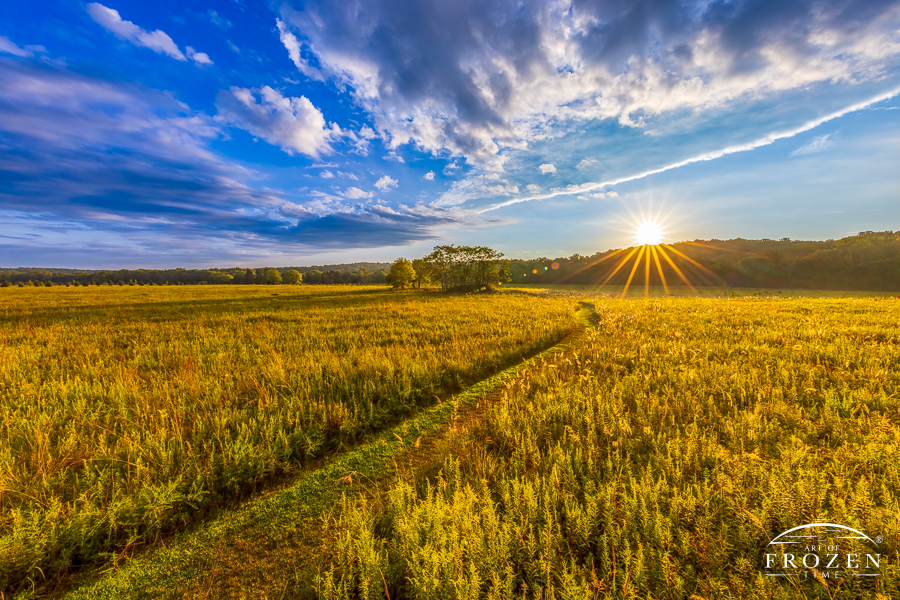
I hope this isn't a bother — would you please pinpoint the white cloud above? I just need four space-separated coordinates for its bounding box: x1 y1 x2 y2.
0 36 37 57
279 1 900 169
790 134 836 157
186 46 213 65
320 170 335 179
607 191 619 198
443 161 460 175
482 87 900 213
526 183 541 194
423 171 435 181
87 3 213 66
337 171 358 180
341 187 374 200
276 19 322 81
539 163 557 175
215 86 338 158
374 175 399 191
87 3 185 60
576 157 598 170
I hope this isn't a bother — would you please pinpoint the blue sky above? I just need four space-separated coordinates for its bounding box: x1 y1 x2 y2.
1 0 899 268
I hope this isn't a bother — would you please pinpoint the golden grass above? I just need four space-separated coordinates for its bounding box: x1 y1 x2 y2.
316 295 900 599
0 285 576 591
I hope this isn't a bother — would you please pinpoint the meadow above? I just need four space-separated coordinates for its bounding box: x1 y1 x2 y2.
314 294 900 599
0 285 578 592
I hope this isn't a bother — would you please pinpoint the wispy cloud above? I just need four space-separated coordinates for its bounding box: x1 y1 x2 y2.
0 59 490 257
87 3 212 65
790 134 836 157
483 87 900 213
0 36 44 57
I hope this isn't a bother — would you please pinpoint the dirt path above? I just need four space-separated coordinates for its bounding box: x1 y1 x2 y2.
59 302 599 600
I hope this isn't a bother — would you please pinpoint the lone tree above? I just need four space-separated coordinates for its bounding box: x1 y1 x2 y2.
424 245 504 291
283 270 302 285
389 258 417 289
265 269 283 285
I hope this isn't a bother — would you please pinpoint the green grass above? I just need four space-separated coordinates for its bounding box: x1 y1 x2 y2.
0 285 577 593
315 295 900 599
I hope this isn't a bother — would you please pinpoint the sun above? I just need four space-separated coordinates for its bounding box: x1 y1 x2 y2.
635 220 663 245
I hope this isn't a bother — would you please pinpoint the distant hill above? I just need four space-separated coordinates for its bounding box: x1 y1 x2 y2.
510 231 900 291
3 232 898 290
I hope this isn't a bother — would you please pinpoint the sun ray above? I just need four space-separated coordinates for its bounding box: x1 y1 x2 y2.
656 244 697 292
558 248 626 284
644 244 651 297
622 245 646 297
662 244 729 288
650 245 669 295
598 246 641 290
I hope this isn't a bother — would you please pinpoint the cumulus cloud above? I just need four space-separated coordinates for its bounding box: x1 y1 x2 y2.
215 86 338 157
186 46 213 65
87 3 212 65
340 187 373 200
278 0 900 169
525 183 541 193
790 133 836 156
423 171 435 181
539 163 557 175
320 169 335 179
443 161 461 175
374 175 399 191
576 157 599 170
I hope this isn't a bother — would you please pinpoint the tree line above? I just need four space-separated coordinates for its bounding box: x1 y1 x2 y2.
504 231 900 291
0 265 389 287
5 232 899 291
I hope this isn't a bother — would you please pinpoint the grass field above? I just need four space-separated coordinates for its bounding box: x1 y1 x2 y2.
0 285 577 592
314 294 900 599
3 286 899 598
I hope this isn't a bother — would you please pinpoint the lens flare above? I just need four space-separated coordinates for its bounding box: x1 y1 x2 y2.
635 221 663 245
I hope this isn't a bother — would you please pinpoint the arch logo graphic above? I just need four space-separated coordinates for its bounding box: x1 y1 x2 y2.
763 521 883 581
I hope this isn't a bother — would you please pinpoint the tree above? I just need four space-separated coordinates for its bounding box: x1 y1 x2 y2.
411 258 431 289
243 268 256 284
499 259 512 283
265 269 283 285
209 272 233 284
284 270 302 285
389 258 417 289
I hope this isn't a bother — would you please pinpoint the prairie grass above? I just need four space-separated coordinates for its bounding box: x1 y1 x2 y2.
317 295 900 599
0 285 576 591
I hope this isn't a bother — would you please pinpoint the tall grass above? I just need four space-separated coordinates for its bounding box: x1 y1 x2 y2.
316 296 900 598
0 285 576 591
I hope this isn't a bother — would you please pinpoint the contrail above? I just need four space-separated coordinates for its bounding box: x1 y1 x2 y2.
480 86 900 214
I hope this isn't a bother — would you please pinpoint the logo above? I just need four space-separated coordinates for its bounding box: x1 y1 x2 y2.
763 521 882 581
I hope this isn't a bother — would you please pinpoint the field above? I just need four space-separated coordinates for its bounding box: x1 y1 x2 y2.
313 294 900 599
2 286 899 599
0 285 577 592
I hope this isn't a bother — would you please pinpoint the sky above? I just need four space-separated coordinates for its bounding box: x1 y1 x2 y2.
1 0 899 268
